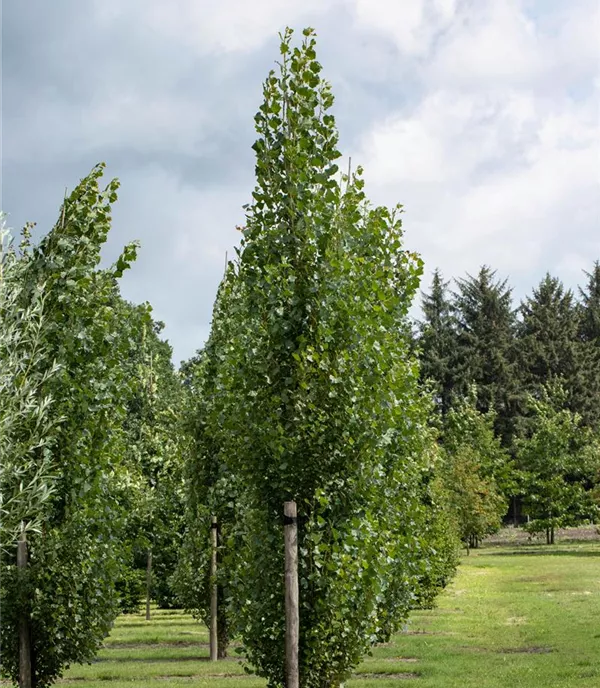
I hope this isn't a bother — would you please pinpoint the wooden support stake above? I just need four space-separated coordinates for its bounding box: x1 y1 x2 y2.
17 527 32 688
210 516 218 661
284 501 299 688
146 549 152 621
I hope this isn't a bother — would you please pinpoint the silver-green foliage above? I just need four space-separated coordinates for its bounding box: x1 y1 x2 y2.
0 219 60 549
0 166 140 687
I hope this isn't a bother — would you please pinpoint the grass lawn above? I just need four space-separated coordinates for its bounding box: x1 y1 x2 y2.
57 533 599 688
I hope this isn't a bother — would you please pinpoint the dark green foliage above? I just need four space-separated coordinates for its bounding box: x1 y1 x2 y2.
419 269 457 417
578 261 600 342
418 263 600 528
0 164 139 687
453 267 518 446
174 269 241 657
576 262 600 429
115 562 145 614
517 275 581 414
201 28 456 687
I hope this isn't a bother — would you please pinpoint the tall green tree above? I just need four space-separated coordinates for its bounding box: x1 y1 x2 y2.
579 261 600 342
207 28 455 687
174 267 241 658
0 165 140 687
418 269 457 417
516 274 581 427
118 304 188 613
576 262 600 429
0 220 59 551
453 266 517 446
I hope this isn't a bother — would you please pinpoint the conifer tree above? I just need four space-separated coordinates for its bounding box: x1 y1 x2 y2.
419 269 457 416
452 266 517 445
576 262 600 429
579 261 600 342
516 274 581 427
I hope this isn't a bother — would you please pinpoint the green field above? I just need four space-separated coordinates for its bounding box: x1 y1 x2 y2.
58 537 600 688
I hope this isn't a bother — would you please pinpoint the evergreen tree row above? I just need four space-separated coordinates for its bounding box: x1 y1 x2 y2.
419 266 600 535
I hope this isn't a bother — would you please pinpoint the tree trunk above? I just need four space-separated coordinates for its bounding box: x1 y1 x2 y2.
210 516 218 661
546 527 550 545
217 584 228 658
17 527 32 688
284 501 299 688
146 549 152 621
550 525 555 545
217 634 228 659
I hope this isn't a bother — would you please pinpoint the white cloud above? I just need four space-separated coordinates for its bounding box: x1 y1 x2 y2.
93 0 333 55
355 0 600 282
352 0 457 56
425 0 600 94
426 0 544 89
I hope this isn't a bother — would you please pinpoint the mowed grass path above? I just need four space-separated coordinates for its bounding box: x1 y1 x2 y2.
60 539 600 688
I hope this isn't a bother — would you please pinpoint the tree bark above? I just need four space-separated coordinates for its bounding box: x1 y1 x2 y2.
217 581 228 658
146 549 152 621
210 516 218 661
284 501 299 688
17 528 32 688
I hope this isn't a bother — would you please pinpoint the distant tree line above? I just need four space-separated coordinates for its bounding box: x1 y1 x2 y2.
418 265 600 543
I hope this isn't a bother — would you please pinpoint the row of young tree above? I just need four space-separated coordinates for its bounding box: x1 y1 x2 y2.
418 265 600 544
0 29 457 688
1 26 598 688
0 168 188 687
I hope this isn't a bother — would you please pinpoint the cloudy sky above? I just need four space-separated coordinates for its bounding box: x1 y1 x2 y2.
2 0 599 364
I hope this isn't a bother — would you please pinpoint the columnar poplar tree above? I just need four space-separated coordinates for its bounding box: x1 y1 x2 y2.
120 305 187 612
175 267 242 658
0 220 59 550
0 165 140 687
212 28 455 687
